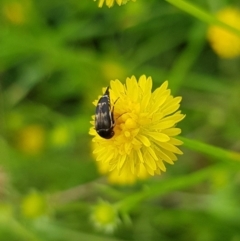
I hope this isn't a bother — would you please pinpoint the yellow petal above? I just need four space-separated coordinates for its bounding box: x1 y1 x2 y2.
147 146 158 161
126 76 139 102
147 132 170 142
152 120 176 130
137 134 151 147
160 142 183 155
156 160 166 172
162 128 181 136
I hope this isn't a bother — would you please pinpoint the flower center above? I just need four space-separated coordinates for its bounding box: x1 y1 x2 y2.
112 103 144 156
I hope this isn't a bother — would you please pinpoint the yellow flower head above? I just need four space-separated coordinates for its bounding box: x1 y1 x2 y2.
15 124 45 155
90 200 120 233
90 75 185 177
207 7 240 58
2 0 32 25
94 0 135 8
21 191 48 219
50 125 72 148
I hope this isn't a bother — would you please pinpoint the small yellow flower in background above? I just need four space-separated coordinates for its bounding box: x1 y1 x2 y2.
50 125 71 148
120 0 148 29
90 200 120 233
90 75 185 177
21 191 48 219
94 0 135 8
15 124 45 155
2 0 32 25
207 7 240 58
101 61 127 83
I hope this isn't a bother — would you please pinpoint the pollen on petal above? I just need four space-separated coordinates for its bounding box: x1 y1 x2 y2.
125 118 137 129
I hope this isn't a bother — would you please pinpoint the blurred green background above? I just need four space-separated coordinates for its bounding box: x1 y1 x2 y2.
1 0 240 240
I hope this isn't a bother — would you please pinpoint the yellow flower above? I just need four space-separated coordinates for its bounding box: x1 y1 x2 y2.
15 124 45 155
89 75 185 177
101 61 126 82
94 0 135 8
2 0 32 25
207 7 240 58
90 200 120 233
50 125 72 148
21 191 48 219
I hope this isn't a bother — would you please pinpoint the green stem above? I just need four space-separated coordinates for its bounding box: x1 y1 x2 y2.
116 137 240 212
117 164 220 212
179 136 240 163
165 0 240 37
